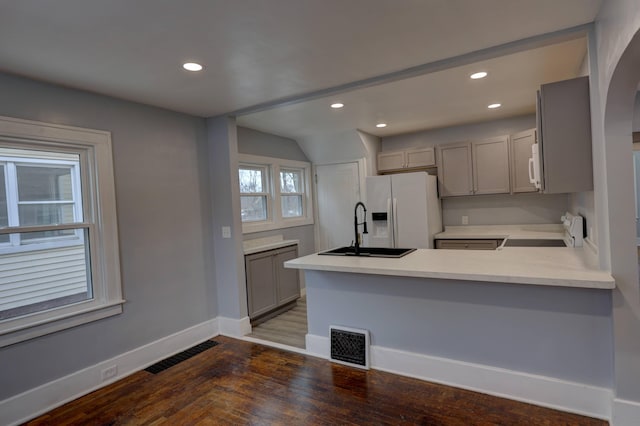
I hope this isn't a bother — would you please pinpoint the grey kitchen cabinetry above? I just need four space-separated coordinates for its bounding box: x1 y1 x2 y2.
435 239 502 250
510 129 538 193
436 136 510 197
377 147 435 173
536 76 593 193
436 142 473 196
245 244 300 320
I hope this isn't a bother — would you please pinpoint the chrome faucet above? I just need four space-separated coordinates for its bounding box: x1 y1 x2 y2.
353 202 368 255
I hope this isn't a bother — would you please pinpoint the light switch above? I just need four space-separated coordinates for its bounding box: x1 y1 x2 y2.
222 226 231 238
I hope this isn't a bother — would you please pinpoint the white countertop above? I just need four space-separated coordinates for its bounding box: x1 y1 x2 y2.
243 235 298 255
285 245 614 290
435 224 565 240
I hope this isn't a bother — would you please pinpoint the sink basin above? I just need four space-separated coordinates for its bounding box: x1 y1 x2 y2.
503 239 567 247
318 246 416 258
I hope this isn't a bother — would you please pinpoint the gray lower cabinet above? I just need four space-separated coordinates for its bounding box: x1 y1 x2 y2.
245 244 300 319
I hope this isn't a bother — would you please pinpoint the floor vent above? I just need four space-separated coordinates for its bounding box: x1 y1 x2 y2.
144 340 219 374
330 326 370 369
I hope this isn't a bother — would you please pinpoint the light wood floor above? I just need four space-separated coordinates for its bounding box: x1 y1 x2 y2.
26 336 607 425
248 296 307 348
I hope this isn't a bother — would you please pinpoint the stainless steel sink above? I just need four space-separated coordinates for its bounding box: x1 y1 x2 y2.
318 246 416 258
502 239 567 247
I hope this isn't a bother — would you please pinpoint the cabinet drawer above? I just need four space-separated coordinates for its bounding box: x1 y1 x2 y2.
435 239 501 250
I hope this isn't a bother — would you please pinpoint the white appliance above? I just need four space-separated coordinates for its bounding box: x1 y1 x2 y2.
561 212 584 247
364 172 442 249
528 143 542 190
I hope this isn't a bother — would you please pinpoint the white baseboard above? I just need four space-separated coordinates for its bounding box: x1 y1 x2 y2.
217 315 251 337
0 319 219 426
305 334 612 421
612 398 640 425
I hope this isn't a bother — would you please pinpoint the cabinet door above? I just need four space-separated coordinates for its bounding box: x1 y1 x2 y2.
245 251 278 318
275 246 300 305
510 129 537 193
539 76 593 193
437 142 473 197
377 151 405 172
472 136 510 195
406 147 435 168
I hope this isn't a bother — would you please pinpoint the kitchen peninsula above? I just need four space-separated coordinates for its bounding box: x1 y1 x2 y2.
284 237 614 416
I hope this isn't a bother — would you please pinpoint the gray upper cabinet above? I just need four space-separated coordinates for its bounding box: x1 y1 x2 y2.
437 142 473 196
437 137 510 197
510 129 538 193
472 136 510 195
537 76 593 193
378 147 435 173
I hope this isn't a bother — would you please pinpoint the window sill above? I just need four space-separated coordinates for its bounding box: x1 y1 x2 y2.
0 299 125 348
242 217 314 234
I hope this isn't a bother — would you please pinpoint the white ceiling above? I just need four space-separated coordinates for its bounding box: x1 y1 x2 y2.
0 0 602 122
238 37 588 139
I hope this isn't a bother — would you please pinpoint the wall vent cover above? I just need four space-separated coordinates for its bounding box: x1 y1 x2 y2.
144 340 218 374
330 325 370 369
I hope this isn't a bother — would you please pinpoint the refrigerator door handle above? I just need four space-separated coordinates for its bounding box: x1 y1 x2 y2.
392 198 398 248
386 198 394 248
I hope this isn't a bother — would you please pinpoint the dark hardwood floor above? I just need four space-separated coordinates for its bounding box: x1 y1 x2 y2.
26 336 607 425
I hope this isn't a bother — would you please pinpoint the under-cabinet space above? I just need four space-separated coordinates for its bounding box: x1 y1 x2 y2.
245 244 300 321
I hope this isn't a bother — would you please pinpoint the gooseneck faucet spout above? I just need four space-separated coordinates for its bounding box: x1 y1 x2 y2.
354 202 368 255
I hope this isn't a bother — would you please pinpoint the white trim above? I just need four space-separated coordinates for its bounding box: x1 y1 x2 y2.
238 153 314 234
217 316 252 337
0 318 219 426
304 333 612 420
612 398 640 426
240 335 309 356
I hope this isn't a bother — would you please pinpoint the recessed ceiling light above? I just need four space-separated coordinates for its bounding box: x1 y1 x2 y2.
376 123 387 128
470 71 488 79
488 103 502 109
330 103 344 109
183 62 203 72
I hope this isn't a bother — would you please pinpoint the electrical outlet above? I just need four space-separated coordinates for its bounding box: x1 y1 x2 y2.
222 226 231 238
461 215 469 225
101 365 117 382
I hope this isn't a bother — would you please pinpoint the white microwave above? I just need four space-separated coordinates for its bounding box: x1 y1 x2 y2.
528 143 542 190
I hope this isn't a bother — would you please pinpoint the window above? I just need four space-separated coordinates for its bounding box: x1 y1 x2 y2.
280 168 304 218
238 154 313 233
239 165 269 222
0 116 123 347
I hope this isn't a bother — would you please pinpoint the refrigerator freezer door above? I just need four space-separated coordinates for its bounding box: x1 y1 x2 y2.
365 176 393 247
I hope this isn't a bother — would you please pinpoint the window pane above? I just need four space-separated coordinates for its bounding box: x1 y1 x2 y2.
240 195 267 222
281 195 303 218
17 165 74 201
0 165 8 243
19 203 76 226
0 228 91 321
280 169 302 193
239 168 264 193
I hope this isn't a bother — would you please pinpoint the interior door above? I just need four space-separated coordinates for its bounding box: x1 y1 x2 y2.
315 162 360 251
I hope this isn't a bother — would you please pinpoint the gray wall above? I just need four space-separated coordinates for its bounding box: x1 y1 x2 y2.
237 126 309 162
382 114 569 226
306 270 613 387
0 72 216 399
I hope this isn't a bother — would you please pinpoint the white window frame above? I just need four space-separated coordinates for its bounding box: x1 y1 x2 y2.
0 115 123 348
238 163 270 223
0 153 84 254
279 167 305 219
238 154 314 234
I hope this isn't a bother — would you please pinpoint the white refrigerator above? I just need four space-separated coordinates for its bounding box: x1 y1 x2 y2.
364 172 442 249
